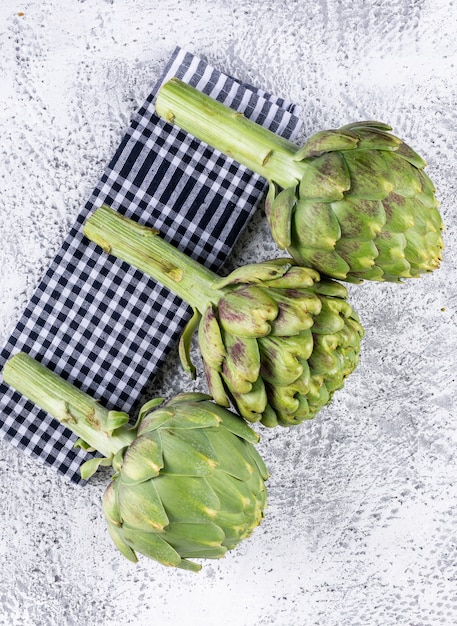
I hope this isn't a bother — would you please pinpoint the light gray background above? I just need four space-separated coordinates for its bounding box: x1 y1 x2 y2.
0 1 456 625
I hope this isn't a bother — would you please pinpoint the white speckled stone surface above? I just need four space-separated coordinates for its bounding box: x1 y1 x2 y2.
0 1 456 625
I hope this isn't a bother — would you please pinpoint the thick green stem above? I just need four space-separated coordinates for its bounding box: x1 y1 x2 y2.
83 205 224 311
155 78 305 189
3 353 135 458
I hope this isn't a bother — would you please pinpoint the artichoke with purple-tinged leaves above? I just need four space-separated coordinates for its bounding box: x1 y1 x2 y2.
3 353 268 572
154 79 444 283
84 205 364 427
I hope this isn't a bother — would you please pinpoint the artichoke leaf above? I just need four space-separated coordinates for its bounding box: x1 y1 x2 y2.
292 198 341 251
268 289 320 336
261 265 320 289
223 332 260 386
165 521 226 558
330 197 386 240
164 392 212 406
214 259 291 289
80 455 113 480
210 470 257 514
136 397 166 427
154 474 221 523
259 336 307 385
267 185 297 249
162 402 221 430
268 383 301 416
120 526 186 569
312 298 352 333
104 410 130 434
259 403 280 428
137 407 175 435
204 430 254 482
206 402 260 444
299 152 350 201
293 129 358 160
178 308 200 379
120 431 163 484
343 149 394 200
218 287 278 337
102 480 123 526
351 127 402 151
105 521 139 563
265 179 278 221
232 377 267 422
340 121 393 132
117 478 169 531
203 363 230 408
159 429 217 477
381 193 416 233
244 443 270 481
395 140 427 169
383 152 422 197
198 305 226 369
334 238 379 273
306 279 348 299
288 245 351 280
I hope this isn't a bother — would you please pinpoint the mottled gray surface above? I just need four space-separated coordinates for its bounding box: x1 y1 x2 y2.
0 1 456 625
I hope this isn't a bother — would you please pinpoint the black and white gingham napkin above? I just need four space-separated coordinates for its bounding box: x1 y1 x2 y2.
0 47 302 483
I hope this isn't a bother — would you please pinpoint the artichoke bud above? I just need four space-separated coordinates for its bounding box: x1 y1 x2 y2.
272 120 444 282
195 261 364 427
102 394 268 571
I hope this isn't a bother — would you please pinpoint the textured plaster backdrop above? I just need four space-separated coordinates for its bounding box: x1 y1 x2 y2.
0 1 456 625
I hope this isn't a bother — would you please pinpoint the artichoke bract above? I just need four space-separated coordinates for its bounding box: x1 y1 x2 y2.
84 206 364 427
3 353 268 572
154 79 444 283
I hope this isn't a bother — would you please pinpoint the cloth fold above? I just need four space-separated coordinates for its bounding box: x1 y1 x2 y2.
0 47 302 483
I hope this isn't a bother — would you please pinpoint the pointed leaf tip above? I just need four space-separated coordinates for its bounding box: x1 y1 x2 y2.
294 129 359 160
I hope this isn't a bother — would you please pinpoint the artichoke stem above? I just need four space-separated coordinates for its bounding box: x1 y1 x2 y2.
84 205 224 311
2 353 135 458
155 78 305 189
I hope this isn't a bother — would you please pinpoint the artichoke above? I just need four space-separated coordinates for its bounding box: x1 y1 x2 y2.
155 78 444 283
103 392 268 571
84 206 364 427
3 353 268 572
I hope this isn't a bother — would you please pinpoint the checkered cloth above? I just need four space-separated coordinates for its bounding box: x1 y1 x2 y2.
0 47 302 483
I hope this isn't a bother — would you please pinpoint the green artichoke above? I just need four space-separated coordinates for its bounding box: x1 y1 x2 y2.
3 354 268 572
102 393 268 571
198 259 364 427
84 206 364 428
155 79 444 283
266 121 444 282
